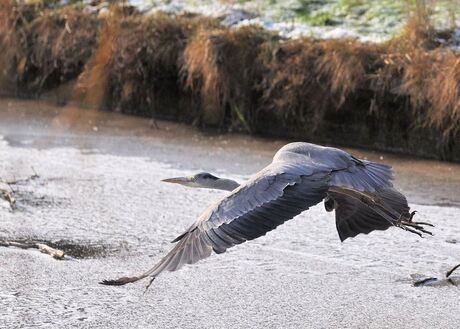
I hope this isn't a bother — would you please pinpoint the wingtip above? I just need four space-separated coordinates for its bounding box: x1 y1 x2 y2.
99 276 141 286
338 232 347 242
171 232 187 243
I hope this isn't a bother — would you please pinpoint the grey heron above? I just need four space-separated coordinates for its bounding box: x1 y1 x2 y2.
101 142 432 287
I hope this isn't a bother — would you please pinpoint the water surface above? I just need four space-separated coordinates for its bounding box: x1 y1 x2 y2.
1 99 459 328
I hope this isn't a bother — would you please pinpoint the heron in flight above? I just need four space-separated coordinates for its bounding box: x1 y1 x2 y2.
101 142 432 287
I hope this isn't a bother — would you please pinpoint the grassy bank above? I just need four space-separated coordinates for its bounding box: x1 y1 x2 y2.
0 1 459 161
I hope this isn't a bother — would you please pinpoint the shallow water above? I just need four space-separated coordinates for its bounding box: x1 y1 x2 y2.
0 99 459 328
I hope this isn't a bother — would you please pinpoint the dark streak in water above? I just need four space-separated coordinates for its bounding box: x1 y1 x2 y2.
47 239 118 259
0 238 118 259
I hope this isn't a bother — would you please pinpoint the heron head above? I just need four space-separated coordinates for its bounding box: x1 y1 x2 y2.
161 172 220 189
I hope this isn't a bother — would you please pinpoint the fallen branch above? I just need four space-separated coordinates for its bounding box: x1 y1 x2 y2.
0 239 65 260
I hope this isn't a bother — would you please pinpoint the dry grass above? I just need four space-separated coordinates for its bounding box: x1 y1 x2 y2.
0 2 458 158
23 8 98 91
182 26 276 129
73 6 122 108
0 0 37 92
257 39 323 131
107 13 192 115
0 2 98 93
257 38 383 133
397 0 437 49
379 48 460 138
76 10 218 116
315 39 383 106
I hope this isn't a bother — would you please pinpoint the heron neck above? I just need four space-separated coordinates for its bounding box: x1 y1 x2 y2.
212 179 240 191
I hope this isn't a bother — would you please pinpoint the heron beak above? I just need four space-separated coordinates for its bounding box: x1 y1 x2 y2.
161 176 193 186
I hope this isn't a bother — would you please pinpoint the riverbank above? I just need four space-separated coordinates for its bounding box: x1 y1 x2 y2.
0 2 459 161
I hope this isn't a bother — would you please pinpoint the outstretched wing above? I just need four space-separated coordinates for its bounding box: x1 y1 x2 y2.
330 188 411 241
101 164 329 286
101 142 406 286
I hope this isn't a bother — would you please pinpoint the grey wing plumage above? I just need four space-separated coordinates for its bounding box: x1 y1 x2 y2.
161 153 398 273
275 142 394 192
101 142 429 287
330 188 411 241
141 173 327 278
101 165 329 285
330 159 394 192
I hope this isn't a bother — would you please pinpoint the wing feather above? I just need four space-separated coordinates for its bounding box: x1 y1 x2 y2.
331 188 411 241
330 161 394 192
101 171 329 285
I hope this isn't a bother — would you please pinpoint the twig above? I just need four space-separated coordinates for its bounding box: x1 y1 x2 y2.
0 171 39 185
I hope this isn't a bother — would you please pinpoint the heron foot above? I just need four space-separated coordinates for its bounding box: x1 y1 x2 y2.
394 212 433 237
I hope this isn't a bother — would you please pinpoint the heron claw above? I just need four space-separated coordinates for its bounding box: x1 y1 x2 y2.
398 224 423 238
411 221 434 227
394 215 433 237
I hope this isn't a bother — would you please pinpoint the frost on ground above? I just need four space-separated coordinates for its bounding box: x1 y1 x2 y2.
112 0 460 43
1 100 460 328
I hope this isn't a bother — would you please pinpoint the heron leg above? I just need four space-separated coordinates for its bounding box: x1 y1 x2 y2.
369 205 433 237
394 211 434 236
143 276 156 294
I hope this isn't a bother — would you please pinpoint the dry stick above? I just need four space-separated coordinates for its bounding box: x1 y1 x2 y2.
0 239 65 260
37 244 65 260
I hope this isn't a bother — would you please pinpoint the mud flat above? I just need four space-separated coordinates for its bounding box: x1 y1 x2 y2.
0 99 459 328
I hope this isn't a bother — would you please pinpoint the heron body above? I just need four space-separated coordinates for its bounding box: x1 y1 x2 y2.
101 142 431 287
